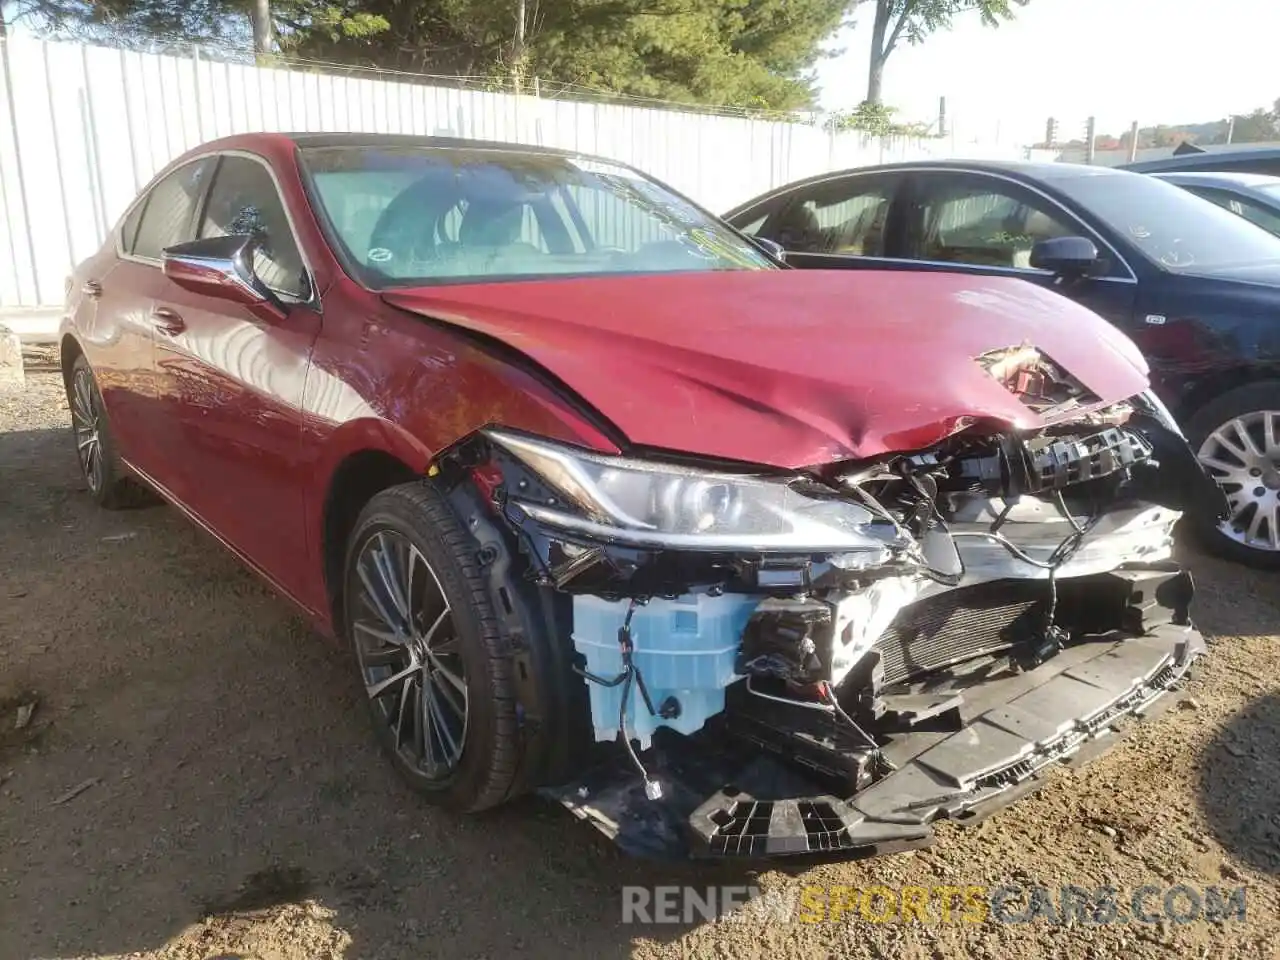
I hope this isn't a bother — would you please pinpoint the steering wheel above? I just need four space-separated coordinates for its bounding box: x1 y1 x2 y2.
366 182 452 270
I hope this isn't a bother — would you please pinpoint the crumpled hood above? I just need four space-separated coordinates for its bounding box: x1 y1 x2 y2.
384 270 1149 469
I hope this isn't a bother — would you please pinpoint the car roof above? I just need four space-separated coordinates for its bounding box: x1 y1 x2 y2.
1122 147 1280 173
191 130 587 160
1151 170 1280 188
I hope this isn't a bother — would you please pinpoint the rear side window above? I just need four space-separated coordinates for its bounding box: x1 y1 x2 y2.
198 156 308 299
132 159 213 260
765 177 897 256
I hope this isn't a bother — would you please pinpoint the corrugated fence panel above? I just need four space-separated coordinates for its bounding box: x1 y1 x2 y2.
0 35 1025 310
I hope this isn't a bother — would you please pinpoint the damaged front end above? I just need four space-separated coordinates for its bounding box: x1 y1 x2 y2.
445 382 1220 860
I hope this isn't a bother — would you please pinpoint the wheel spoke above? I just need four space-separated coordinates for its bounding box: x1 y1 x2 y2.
394 672 415 747
425 648 467 705
353 618 404 647
356 557 403 634
421 606 450 647
420 680 439 774
1199 455 1245 477
373 533 411 623
1264 413 1279 459
425 678 462 763
366 662 417 701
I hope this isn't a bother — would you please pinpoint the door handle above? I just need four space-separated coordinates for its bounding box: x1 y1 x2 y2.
82 280 103 299
150 307 186 336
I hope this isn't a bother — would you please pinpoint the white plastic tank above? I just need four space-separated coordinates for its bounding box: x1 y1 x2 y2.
571 592 758 748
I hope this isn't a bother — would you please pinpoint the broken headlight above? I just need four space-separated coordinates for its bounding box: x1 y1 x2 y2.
487 430 904 557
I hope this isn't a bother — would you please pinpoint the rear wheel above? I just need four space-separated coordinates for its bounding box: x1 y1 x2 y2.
66 355 143 509
343 481 522 811
1186 382 1280 568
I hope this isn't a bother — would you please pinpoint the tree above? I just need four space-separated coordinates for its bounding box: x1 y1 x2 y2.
858 0 1027 104
14 0 853 111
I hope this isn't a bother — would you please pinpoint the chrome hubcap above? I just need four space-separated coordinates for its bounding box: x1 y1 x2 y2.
351 530 468 778
1197 409 1280 552
70 368 103 493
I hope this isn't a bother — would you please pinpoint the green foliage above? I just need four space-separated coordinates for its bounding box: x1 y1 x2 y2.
824 100 931 136
13 0 856 111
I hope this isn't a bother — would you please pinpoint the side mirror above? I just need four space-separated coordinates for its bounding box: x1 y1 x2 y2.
162 235 289 319
1029 236 1101 279
751 236 787 263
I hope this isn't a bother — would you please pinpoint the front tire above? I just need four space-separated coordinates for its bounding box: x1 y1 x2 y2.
342 481 522 812
1185 381 1280 568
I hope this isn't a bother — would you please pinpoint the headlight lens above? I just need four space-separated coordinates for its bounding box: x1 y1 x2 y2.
487 430 904 558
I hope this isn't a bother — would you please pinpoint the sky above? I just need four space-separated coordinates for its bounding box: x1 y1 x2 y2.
814 0 1280 146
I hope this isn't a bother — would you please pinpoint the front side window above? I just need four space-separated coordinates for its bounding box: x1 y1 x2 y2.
766 178 895 256
300 146 773 286
906 175 1078 269
1058 173 1280 272
131 159 213 260
198 156 308 299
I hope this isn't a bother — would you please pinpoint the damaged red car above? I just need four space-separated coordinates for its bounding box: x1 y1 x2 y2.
61 133 1224 859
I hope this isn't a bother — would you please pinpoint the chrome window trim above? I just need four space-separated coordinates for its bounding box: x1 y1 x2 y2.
114 149 319 306
729 165 1140 283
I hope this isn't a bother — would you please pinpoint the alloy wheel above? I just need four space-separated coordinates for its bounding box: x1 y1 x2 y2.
1197 409 1280 552
71 367 104 493
351 529 469 778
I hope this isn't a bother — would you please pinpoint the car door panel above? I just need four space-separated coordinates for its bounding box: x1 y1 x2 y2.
152 153 322 603
84 159 215 486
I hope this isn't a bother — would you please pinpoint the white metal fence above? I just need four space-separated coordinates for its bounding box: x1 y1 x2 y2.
0 36 1026 311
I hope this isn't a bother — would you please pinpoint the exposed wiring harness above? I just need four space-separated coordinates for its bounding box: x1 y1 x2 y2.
571 599 665 800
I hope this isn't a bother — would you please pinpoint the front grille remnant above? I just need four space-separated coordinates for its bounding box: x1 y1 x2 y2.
870 580 1046 686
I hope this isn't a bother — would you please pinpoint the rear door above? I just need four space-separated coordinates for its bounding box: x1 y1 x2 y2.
151 152 322 601
92 158 215 484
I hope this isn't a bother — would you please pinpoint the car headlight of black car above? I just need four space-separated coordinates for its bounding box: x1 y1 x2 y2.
486 430 904 561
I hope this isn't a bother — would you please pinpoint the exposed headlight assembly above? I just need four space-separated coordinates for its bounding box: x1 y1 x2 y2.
486 430 905 559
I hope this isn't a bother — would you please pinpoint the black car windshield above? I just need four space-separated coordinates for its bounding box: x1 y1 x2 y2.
300 145 773 286
1057 172 1280 272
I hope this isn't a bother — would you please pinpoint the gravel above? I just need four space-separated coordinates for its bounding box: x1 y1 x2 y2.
1 371 1278 959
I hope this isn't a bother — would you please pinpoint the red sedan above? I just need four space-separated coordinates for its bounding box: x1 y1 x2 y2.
61 133 1217 859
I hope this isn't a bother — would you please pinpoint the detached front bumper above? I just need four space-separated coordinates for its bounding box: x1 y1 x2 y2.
544 618 1203 860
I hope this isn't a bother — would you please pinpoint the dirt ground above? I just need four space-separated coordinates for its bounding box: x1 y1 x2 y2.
1 368 1279 960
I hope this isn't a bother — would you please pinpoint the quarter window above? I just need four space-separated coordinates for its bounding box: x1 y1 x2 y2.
906 176 1079 269
131 159 213 260
198 156 308 299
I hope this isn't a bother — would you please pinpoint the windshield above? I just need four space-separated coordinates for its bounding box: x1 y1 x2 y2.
1057 173 1280 272
300 146 773 286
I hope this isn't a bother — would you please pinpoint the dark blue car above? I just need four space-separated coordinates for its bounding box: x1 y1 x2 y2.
725 160 1280 566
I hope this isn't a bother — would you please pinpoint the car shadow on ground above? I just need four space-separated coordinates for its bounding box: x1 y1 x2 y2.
1198 690 1280 878
0 424 768 958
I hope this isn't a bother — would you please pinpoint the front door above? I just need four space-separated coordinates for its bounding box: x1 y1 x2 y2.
152 153 322 603
897 171 1139 327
